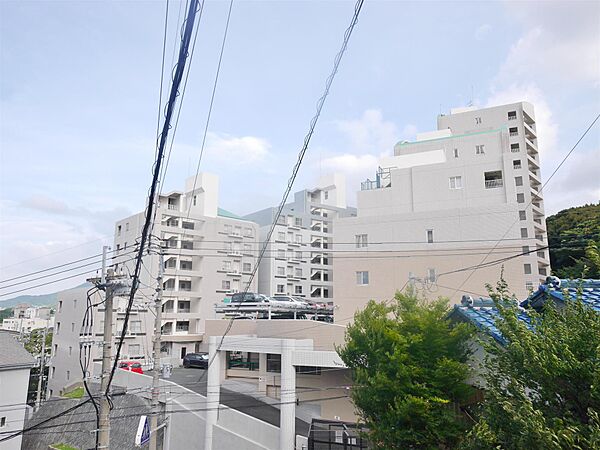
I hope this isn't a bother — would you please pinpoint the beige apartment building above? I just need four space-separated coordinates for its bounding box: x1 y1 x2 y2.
243 174 356 301
113 173 259 363
333 102 551 323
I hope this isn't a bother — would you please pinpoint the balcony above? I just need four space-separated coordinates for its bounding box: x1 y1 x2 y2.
485 179 504 189
167 204 178 211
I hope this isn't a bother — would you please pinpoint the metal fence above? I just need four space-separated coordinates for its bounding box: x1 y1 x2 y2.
308 419 369 450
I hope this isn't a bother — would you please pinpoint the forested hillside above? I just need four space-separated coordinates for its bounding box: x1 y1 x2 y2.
547 203 600 278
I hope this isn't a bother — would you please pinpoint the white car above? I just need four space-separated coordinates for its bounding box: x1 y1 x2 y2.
271 295 311 308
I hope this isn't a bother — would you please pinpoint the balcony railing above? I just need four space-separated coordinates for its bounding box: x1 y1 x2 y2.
167 204 177 210
485 179 504 189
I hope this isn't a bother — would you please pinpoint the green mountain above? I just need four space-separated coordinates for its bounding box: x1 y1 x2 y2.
0 282 92 308
547 203 600 278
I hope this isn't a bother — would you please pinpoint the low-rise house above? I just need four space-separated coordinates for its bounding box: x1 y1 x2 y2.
0 331 36 450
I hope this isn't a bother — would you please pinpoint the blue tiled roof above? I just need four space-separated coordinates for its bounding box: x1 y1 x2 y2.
452 279 600 345
520 279 600 313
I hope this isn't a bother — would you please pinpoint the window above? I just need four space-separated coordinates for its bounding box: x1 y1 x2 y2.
295 268 302 277
484 171 503 189
179 280 191 291
355 234 368 248
515 176 523 186
224 224 232 234
193 195 197 206
295 285 303 294
233 226 241 235
66 370 70 381
521 228 529 238
427 268 437 282
222 260 232 271
517 193 525 203
508 111 517 120
125 222 129 231
181 241 193 250
244 244 251 254
124 242 128 250
295 251 302 260
277 232 286 241
426 229 434 243
277 267 285 276
539 267 547 276
449 176 463 189
476 144 485 155
276 284 285 294
180 260 193 271
0 417 5 428
243 262 252 273
287 232 293 242
513 159 522 169
519 210 527 220
58 301 62 312
222 280 231 290
295 217 302 227
176 321 189 332
73 299 77 309
453 148 459 158
68 346 72 356
525 282 534 291
51 367 55 378
243 227 252 237
295 234 302 244
129 344 141 355
53 344 58 355
509 127 518 136
117 225 122 236
511 143 520 153
522 246 530 254
475 117 482 124
356 271 369 285
182 221 194 230
524 263 532 275
324 191 329 200
71 323 75 332
130 320 141 333
56 322 60 334
277 249 285 259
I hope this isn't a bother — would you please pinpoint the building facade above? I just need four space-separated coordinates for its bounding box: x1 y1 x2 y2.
244 174 356 301
334 102 551 323
0 331 36 450
1 305 54 334
113 173 259 362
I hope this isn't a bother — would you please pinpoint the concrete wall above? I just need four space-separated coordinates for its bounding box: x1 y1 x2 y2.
0 367 31 450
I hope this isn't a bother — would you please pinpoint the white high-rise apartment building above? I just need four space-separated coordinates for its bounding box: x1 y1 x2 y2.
244 174 356 301
334 102 551 323
113 173 259 362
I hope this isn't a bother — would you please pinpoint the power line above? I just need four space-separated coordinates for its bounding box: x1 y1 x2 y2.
105 0 202 404
203 0 365 386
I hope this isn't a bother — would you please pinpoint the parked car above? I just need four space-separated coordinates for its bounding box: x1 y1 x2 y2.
271 295 311 308
230 292 269 303
183 352 209 369
118 361 144 374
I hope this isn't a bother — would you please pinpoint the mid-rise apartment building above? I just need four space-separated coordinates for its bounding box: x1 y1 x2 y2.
1 305 54 334
244 174 356 301
113 173 259 362
333 102 551 323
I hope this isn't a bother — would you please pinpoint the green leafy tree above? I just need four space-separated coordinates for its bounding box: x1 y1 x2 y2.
464 280 600 449
337 291 475 449
546 203 600 278
23 327 53 356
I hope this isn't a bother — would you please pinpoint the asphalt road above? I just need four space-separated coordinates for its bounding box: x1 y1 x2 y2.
163 367 310 436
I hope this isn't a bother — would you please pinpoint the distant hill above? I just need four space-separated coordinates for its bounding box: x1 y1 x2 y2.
0 282 92 308
547 203 600 278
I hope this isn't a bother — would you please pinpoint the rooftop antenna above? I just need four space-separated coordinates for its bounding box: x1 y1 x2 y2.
467 85 474 107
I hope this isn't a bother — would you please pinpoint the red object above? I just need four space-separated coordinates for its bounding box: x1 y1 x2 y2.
118 361 144 374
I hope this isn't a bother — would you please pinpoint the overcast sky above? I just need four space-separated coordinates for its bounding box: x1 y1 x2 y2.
1 0 599 298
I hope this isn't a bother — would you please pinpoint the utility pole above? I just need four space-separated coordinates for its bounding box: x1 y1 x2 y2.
149 249 164 450
98 246 113 450
35 320 48 412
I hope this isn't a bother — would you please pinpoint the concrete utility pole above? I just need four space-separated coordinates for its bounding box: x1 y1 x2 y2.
149 249 164 450
98 275 114 450
35 320 48 412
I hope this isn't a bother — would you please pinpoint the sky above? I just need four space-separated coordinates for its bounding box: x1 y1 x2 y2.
1 0 599 298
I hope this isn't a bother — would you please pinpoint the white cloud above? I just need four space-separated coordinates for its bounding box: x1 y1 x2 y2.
321 153 379 175
335 109 399 154
204 132 270 165
496 2 600 84
475 24 492 41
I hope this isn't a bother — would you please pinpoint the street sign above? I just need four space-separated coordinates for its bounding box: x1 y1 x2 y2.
135 415 150 447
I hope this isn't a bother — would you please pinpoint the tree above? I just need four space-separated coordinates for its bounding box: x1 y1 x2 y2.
23 327 53 356
337 291 474 449
463 279 600 449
